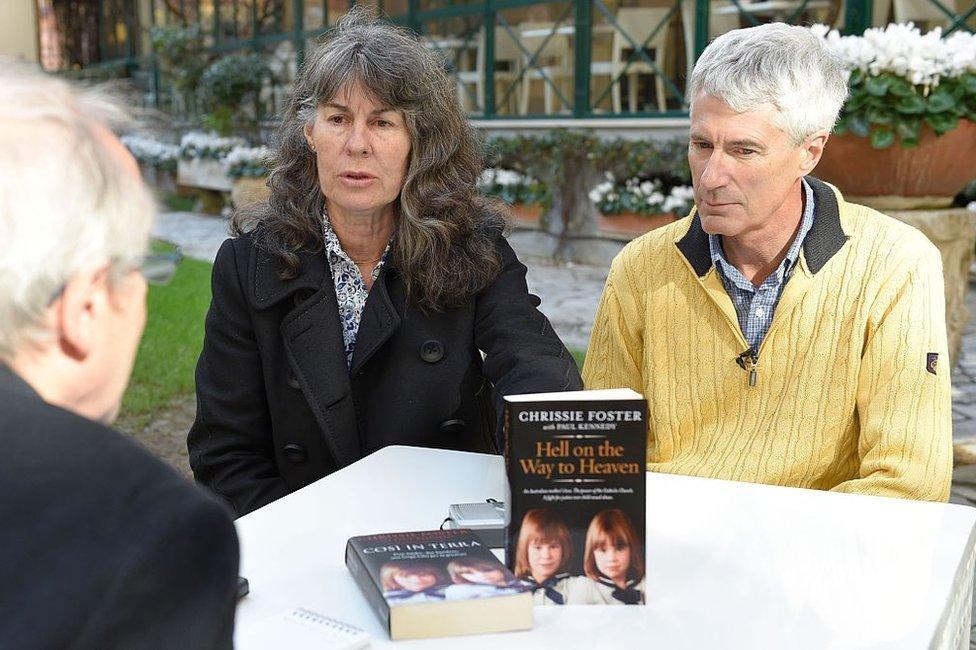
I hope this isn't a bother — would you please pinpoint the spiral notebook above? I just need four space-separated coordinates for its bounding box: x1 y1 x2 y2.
237 607 370 649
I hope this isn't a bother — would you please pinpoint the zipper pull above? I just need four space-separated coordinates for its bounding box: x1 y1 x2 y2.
736 348 758 388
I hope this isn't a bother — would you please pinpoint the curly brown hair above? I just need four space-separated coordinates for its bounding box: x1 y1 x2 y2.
232 6 510 311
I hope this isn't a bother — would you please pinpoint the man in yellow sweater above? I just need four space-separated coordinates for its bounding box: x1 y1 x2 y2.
583 23 952 501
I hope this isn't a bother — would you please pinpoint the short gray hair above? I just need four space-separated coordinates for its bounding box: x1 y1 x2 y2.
688 23 848 144
0 63 155 360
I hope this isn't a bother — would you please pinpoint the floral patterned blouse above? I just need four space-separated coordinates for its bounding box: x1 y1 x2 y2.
322 214 392 369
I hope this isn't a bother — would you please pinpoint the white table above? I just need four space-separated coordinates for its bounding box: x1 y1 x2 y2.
234 446 976 649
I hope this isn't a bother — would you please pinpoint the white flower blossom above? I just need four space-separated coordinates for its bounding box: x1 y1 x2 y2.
811 22 976 87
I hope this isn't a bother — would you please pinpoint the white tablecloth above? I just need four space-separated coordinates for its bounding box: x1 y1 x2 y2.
234 446 976 649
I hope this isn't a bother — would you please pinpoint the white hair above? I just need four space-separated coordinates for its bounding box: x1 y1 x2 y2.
688 23 849 144
0 62 155 360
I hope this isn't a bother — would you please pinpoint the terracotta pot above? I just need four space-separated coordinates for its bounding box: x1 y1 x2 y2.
597 212 678 236
815 120 976 208
511 202 543 227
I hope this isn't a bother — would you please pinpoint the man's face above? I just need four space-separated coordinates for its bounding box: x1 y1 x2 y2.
688 92 809 238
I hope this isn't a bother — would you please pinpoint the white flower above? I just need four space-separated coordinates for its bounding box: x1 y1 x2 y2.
639 180 655 195
222 145 271 167
968 201 976 213
180 131 247 160
588 189 602 202
120 134 179 165
811 22 976 87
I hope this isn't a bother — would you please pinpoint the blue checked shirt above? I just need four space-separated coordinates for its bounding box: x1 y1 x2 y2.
708 179 815 352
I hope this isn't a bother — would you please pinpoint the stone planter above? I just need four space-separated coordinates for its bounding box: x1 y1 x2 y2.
177 158 234 192
815 120 976 209
597 212 678 237
231 176 271 209
886 207 976 368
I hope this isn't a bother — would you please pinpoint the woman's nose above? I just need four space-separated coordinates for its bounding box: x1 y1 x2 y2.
344 122 370 156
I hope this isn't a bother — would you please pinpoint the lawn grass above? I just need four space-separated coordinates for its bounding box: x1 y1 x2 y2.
571 348 586 371
120 242 213 427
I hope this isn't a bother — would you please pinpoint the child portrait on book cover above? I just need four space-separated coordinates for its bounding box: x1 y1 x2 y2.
380 561 450 603
442 558 525 600
514 509 594 605
581 508 646 605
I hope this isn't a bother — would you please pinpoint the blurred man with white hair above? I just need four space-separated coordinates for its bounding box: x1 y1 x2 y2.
584 23 952 501
0 65 239 648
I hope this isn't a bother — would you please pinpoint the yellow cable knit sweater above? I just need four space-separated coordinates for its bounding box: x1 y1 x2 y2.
583 178 952 501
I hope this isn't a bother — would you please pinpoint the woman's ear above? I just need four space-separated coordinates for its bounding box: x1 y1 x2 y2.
303 120 316 152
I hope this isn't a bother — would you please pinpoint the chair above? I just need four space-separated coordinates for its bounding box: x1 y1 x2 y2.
517 21 574 115
893 0 956 29
680 0 741 91
452 27 524 114
594 7 672 113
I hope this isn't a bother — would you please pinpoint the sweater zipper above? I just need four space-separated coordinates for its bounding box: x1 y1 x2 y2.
736 347 758 388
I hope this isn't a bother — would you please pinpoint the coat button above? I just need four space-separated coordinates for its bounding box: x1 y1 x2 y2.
286 369 301 390
282 443 307 464
439 419 465 434
293 288 315 309
420 340 444 363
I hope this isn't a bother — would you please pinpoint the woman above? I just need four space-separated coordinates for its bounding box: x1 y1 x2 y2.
581 508 646 605
187 8 581 516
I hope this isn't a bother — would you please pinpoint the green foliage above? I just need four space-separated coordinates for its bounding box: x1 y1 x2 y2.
835 71 976 148
199 54 271 136
485 131 691 193
150 24 210 95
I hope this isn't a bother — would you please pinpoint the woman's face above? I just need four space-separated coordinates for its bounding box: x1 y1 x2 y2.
394 570 437 592
594 539 631 583
304 81 411 219
461 567 508 585
527 538 563 582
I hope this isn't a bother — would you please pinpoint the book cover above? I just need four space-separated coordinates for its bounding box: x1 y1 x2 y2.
504 388 647 606
345 529 532 640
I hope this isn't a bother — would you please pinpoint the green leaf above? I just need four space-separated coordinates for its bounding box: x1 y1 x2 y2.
865 76 892 97
870 128 895 149
867 106 894 125
927 91 956 113
887 78 915 97
849 115 871 137
895 94 927 114
925 112 960 134
844 91 870 112
962 74 976 94
896 118 921 142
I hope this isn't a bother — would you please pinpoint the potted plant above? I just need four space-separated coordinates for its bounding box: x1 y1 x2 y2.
477 167 549 226
120 134 179 193
589 175 694 236
813 23 976 207
199 53 272 137
224 145 272 208
177 131 246 193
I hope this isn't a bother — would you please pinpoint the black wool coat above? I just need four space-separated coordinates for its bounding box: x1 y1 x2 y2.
0 365 239 650
188 232 582 516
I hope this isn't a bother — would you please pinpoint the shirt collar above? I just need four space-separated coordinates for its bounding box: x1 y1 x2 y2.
708 178 816 289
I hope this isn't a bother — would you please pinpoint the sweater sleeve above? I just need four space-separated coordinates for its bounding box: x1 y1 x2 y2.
582 252 645 395
831 240 952 501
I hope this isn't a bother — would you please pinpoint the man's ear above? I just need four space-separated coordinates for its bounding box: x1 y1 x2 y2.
54 267 107 362
801 131 830 175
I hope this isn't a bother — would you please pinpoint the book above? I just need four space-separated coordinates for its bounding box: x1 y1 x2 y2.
504 388 647 606
345 528 532 640
236 608 369 650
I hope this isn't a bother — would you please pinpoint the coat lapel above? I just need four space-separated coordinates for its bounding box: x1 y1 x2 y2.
350 267 402 376
250 246 362 468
